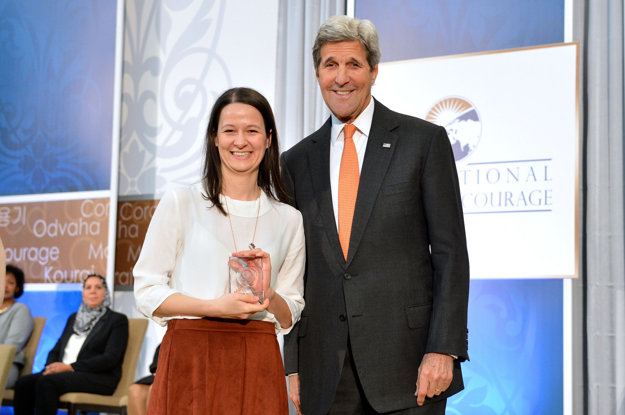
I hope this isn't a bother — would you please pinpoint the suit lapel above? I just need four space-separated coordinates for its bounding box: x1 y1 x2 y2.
80 310 107 354
308 119 347 267
347 102 398 265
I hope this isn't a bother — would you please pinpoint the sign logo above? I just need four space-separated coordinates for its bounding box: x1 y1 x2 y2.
426 97 481 162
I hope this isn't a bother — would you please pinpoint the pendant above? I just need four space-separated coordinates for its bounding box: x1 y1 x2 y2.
249 243 256 249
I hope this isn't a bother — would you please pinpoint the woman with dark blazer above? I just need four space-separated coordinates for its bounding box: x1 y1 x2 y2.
14 273 128 415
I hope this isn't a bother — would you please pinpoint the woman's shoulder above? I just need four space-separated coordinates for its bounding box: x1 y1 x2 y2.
12 301 32 315
160 182 208 210
104 308 129 323
4 302 32 323
268 198 303 223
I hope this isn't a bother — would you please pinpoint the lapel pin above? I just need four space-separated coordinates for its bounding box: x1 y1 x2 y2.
382 143 391 148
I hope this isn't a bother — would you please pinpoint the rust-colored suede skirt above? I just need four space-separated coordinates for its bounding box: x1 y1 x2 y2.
147 318 288 415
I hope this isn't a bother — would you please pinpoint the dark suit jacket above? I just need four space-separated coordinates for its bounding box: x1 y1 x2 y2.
281 100 470 414
47 308 129 391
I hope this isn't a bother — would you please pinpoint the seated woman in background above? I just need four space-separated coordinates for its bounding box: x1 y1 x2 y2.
127 343 160 415
0 265 34 388
14 273 128 415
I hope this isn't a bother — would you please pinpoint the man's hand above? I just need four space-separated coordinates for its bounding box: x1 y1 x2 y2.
414 352 453 406
288 374 303 415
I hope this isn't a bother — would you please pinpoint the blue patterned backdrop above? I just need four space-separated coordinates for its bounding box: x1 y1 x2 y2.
355 0 566 414
448 280 563 414
0 0 117 195
356 0 565 62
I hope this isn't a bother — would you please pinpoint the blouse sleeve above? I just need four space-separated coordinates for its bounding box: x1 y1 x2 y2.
3 304 33 352
133 189 184 325
272 210 306 335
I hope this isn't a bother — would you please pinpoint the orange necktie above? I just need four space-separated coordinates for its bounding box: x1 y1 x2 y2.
338 124 359 260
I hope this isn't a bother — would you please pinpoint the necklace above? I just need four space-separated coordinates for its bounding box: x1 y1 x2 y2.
224 190 261 251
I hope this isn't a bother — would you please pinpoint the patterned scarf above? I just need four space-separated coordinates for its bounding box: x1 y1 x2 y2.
72 273 111 336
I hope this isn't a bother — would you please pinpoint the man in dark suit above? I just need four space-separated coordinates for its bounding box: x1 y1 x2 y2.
281 15 470 415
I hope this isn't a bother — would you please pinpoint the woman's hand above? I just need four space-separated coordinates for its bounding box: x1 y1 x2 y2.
232 248 293 329
43 362 73 375
212 292 268 319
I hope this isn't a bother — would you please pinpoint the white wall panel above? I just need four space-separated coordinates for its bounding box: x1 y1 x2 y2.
119 0 279 197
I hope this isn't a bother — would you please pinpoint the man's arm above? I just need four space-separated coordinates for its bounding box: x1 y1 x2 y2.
280 153 304 414
421 126 470 358
280 153 300 374
415 126 470 404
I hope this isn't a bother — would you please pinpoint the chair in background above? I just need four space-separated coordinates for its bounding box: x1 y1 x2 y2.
0 345 17 398
59 318 149 415
2 316 46 406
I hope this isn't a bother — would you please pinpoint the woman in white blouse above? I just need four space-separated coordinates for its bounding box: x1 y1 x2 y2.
133 87 305 414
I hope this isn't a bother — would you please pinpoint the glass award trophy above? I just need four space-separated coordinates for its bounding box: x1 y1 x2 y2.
228 256 264 303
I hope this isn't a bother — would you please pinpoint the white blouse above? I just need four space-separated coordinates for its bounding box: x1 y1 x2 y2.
62 333 87 364
133 183 306 334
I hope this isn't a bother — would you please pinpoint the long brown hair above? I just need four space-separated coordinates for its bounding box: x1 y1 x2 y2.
202 87 288 214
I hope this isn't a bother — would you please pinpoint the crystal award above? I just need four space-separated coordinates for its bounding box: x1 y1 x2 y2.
228 256 264 303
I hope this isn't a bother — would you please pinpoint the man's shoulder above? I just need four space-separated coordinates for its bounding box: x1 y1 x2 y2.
282 135 312 158
373 99 442 134
281 121 330 162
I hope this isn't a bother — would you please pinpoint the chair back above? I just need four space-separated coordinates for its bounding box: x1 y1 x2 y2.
20 317 46 376
112 318 148 397
0 345 17 395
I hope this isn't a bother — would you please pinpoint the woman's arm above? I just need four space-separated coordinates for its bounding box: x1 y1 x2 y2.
231 249 293 329
133 190 184 323
3 304 34 350
233 210 306 332
153 292 267 320
266 210 306 332
265 288 293 329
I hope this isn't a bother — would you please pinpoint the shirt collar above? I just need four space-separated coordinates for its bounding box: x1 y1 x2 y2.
330 96 376 144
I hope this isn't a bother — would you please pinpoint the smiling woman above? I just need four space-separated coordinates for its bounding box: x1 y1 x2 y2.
215 102 271 182
133 87 305 414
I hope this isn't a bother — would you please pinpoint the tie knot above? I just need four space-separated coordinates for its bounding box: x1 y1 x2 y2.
343 124 357 141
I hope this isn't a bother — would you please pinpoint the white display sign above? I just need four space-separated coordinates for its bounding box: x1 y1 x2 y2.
373 43 579 279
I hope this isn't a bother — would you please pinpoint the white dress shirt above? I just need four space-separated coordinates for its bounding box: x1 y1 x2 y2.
133 183 306 334
329 97 375 229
